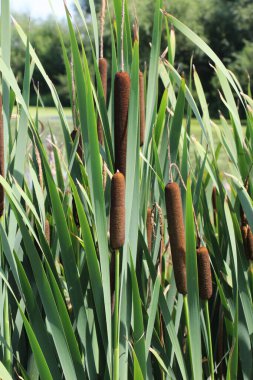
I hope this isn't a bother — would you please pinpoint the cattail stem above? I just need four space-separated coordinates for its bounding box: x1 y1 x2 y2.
204 301 214 380
121 0 125 71
183 295 194 378
113 249 120 380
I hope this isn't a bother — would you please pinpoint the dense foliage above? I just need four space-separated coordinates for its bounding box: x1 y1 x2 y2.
0 0 252 379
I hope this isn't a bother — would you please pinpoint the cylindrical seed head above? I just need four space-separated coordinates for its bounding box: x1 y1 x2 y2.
110 172 125 249
139 71 145 147
197 247 213 300
146 207 152 253
247 228 253 261
114 71 131 177
97 58 108 145
0 95 4 217
165 182 187 295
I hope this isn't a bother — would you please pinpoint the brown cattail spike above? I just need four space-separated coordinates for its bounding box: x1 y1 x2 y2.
165 182 187 295
139 71 145 146
110 172 125 249
114 72 130 177
146 207 152 253
247 228 253 261
97 58 108 145
197 247 213 300
71 129 83 159
0 95 4 217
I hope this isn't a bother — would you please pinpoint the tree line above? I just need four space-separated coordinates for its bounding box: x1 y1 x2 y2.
11 0 253 115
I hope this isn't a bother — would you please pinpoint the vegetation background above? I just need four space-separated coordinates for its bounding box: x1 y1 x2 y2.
12 0 253 115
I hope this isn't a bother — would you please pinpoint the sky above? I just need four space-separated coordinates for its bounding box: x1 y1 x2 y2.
11 0 72 19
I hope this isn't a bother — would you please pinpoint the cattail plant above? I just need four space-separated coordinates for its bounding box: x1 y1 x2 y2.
97 0 108 145
110 171 125 380
165 181 187 295
197 246 213 300
0 94 4 217
146 207 152 252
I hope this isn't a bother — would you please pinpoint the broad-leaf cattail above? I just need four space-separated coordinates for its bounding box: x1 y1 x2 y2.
71 129 83 159
165 182 187 295
139 71 145 146
45 220 50 245
110 171 125 249
247 228 253 261
0 95 4 217
197 247 213 300
114 72 130 177
97 57 108 145
146 207 152 253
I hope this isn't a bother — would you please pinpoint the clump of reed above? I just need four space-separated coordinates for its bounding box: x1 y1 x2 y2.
110 171 125 249
196 246 213 300
0 94 4 217
165 181 187 295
